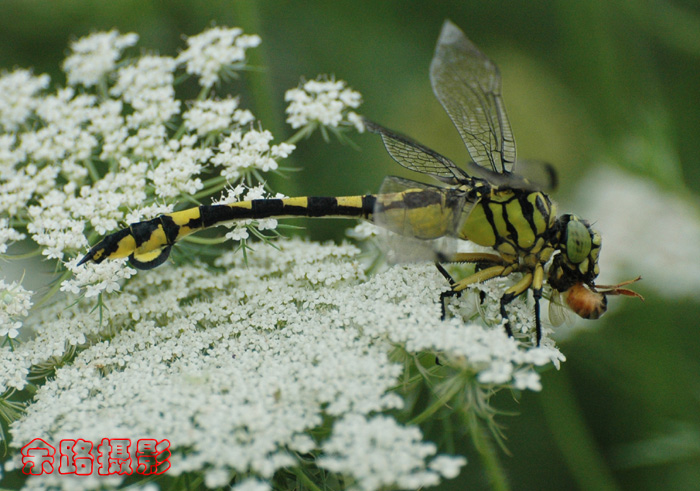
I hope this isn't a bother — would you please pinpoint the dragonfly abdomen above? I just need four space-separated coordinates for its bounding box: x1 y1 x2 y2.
79 195 377 269
197 195 377 224
373 188 464 240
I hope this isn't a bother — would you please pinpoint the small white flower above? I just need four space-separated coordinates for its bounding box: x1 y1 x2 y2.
319 414 461 491
177 26 261 88
347 111 366 133
147 142 209 198
0 218 26 254
184 97 243 136
285 76 363 130
0 278 33 339
124 202 174 224
205 468 232 488
271 142 295 159
346 221 379 240
0 69 50 131
27 189 88 261
429 455 468 480
111 55 179 126
513 370 542 391
211 129 285 181
63 30 138 87
231 479 270 491
61 257 136 297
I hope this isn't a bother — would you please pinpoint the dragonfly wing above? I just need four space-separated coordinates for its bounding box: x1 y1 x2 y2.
430 20 516 174
365 120 467 185
548 290 573 327
373 176 470 263
514 160 558 192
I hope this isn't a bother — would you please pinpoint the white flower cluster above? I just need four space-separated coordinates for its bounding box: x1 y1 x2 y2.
110 55 180 127
0 69 50 131
319 414 466 490
0 27 300 297
62 30 138 87
177 26 262 88
211 128 295 181
184 98 255 136
61 256 136 298
285 77 365 132
4 239 561 488
0 218 25 254
0 278 33 339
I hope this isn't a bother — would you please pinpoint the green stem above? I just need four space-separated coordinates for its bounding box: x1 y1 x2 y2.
464 410 510 491
5 248 43 260
192 178 229 201
32 269 72 310
408 373 463 426
539 369 620 491
289 465 323 491
285 124 318 146
231 2 300 197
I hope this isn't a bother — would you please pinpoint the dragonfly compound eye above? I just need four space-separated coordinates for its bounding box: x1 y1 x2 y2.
565 218 592 264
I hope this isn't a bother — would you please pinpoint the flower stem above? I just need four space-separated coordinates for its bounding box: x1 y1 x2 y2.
289 465 323 491
539 369 619 491
464 410 511 491
231 1 300 198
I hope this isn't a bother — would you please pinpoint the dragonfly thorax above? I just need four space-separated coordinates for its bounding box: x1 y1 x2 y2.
458 188 556 262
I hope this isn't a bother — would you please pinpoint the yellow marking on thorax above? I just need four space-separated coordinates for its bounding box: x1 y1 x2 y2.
489 202 510 240
497 242 517 261
527 193 548 235
504 199 535 249
459 203 496 246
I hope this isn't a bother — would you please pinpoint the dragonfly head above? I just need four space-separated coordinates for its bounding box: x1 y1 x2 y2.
548 214 601 293
548 214 644 320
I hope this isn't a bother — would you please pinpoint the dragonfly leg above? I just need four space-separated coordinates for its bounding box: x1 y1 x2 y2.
440 253 509 304
442 252 507 265
531 263 545 345
499 273 534 340
436 264 512 320
435 263 460 320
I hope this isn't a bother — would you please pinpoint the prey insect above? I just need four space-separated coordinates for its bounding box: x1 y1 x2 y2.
79 20 641 345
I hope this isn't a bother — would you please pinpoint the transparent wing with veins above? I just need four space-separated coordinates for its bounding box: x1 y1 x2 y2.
364 119 467 185
373 175 470 264
430 20 516 175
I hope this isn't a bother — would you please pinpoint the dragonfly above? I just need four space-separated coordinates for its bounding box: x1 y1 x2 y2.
79 20 641 345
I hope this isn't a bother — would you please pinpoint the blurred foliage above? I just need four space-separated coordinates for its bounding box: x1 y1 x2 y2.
2 0 700 489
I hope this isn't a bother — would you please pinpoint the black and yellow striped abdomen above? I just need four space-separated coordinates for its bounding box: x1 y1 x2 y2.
80 189 467 270
458 189 556 262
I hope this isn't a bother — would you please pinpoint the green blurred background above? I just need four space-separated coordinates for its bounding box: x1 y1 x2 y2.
3 1 700 489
